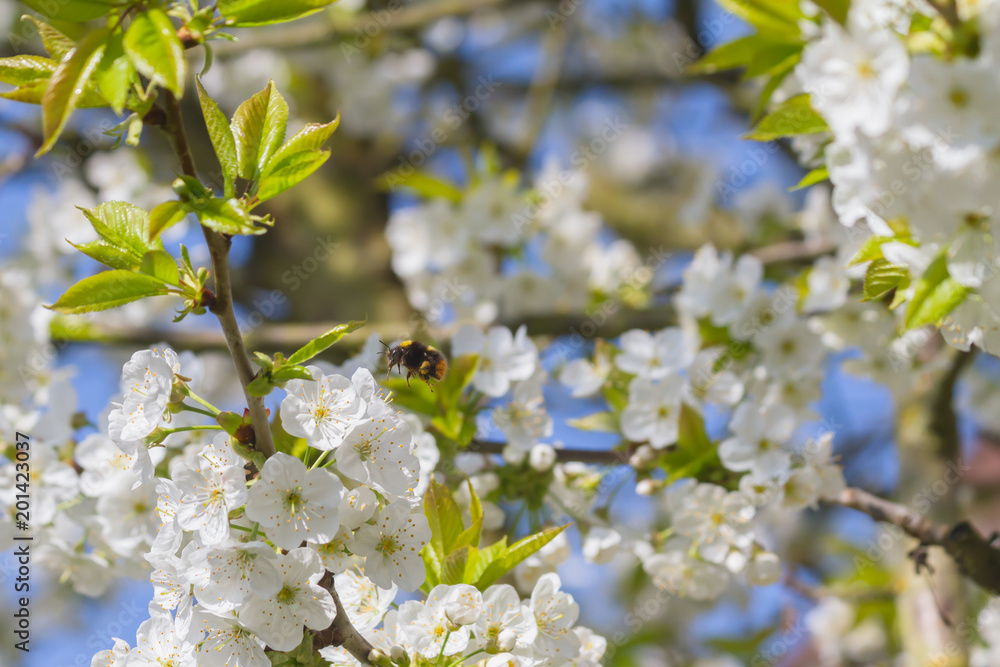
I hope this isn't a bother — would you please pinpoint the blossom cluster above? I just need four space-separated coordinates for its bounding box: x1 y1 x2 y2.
321 572 605 667
553 243 849 599
792 0 1000 354
386 162 646 324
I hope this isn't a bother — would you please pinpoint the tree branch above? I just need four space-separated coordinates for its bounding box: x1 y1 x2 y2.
315 573 375 664
930 348 973 466
161 91 277 458
834 487 1000 595
469 441 1000 596
467 439 634 464
162 91 380 662
212 0 504 57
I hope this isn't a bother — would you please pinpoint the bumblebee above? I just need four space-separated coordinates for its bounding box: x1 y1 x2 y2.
382 339 448 387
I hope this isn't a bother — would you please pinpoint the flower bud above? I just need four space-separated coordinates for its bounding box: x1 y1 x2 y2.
629 444 657 468
635 478 662 496
496 628 517 652
746 551 782 586
340 486 377 530
368 649 393 667
486 652 521 667
529 443 556 471
390 645 410 666
444 584 483 626
143 427 168 446
582 526 621 565
502 444 527 465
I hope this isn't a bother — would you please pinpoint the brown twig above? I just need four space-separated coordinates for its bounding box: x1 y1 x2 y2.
161 90 384 662
212 0 504 57
314 573 376 664
467 439 634 464
834 487 1000 595
161 91 277 459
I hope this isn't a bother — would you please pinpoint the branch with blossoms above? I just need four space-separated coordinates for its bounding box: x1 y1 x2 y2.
472 438 1000 596
1 4 602 666
12 0 1000 664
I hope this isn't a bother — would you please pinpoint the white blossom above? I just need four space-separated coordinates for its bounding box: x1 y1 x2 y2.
239 547 337 652
352 499 431 591
452 325 538 396
530 573 581 658
621 374 685 448
280 368 367 451
245 453 344 550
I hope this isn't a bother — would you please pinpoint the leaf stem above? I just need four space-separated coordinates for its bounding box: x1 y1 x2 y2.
436 630 452 664
182 404 217 418
309 449 330 470
162 424 223 435
185 388 222 415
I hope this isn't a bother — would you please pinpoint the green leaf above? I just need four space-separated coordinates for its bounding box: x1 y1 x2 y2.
863 259 909 301
813 0 851 24
217 411 244 436
38 29 108 156
271 365 313 383
194 197 264 235
139 250 180 286
716 0 802 36
475 524 570 590
287 320 366 365
22 17 74 60
21 0 113 22
382 377 437 415
218 0 338 27
421 540 443 592
752 56 797 121
441 546 471 585
568 411 619 433
196 77 239 196
256 150 330 201
904 252 969 329
438 354 479 412
791 166 829 191
689 35 765 74
465 538 507 585
271 412 307 457
849 236 891 266
79 201 159 265
268 116 340 165
247 374 275 398
0 83 48 105
48 270 170 314
0 55 56 85
432 411 464 443
677 404 712 451
231 81 288 182
746 94 829 141
457 414 478 446
453 479 483 552
124 9 186 97
382 170 463 202
424 480 464 557
742 43 803 78
68 240 137 270
602 383 628 413
148 201 188 242
94 31 133 115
